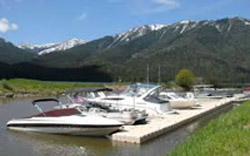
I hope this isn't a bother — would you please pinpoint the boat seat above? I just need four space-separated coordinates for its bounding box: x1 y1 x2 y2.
32 108 81 117
98 92 106 98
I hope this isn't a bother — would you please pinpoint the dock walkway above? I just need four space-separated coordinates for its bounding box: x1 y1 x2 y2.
111 94 247 144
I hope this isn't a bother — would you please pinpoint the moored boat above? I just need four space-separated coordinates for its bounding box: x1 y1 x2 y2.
88 83 175 115
62 87 147 125
159 92 199 109
6 98 123 136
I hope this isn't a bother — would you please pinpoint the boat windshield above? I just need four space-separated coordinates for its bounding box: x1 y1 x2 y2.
167 93 183 100
144 87 167 104
121 83 159 97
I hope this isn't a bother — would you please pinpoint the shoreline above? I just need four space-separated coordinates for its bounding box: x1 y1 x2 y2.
0 92 60 99
0 78 129 99
168 100 250 156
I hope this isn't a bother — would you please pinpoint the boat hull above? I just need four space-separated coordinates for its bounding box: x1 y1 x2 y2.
7 125 120 136
6 115 123 136
169 100 197 109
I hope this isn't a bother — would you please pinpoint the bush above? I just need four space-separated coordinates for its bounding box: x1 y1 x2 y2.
175 69 195 91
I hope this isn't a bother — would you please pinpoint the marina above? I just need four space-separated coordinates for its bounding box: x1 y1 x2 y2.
4 83 250 145
1 2 250 155
0 94 248 156
1 82 250 156
111 94 248 144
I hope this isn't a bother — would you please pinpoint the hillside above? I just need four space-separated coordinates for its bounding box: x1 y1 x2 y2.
0 38 36 64
31 17 250 83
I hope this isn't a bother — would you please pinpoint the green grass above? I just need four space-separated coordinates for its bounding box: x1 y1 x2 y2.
0 78 176 96
0 78 106 96
168 101 250 156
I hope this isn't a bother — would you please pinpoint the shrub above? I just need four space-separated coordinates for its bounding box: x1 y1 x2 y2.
175 69 195 91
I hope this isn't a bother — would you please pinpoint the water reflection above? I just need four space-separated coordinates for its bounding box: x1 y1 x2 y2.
9 131 112 156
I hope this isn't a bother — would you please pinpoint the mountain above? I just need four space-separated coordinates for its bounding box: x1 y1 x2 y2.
0 38 36 64
1 17 250 83
106 24 168 48
17 38 86 55
32 24 168 67
32 17 250 83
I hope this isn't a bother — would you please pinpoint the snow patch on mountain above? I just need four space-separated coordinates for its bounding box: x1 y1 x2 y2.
180 24 188 34
18 38 86 55
179 20 190 25
39 38 86 55
245 21 250 26
227 23 232 32
215 24 222 32
172 20 198 34
117 24 168 41
107 24 168 48
18 43 57 50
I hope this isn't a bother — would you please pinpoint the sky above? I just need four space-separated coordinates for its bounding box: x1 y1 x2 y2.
0 0 249 44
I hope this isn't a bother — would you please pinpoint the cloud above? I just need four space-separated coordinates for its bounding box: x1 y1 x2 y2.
0 17 19 33
148 0 180 13
119 0 180 14
77 13 87 21
153 0 180 9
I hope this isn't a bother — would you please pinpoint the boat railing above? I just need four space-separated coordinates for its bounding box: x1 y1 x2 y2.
32 98 62 115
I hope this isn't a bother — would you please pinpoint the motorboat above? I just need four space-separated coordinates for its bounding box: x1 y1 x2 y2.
6 98 123 136
61 87 147 125
195 93 224 99
159 92 199 109
65 87 114 104
87 83 175 115
193 85 224 99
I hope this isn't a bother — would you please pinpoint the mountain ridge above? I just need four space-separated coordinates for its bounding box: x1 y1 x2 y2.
17 38 86 55
1 16 250 82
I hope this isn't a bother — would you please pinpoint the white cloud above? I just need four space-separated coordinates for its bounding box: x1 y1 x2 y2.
153 0 180 9
0 17 19 33
78 13 87 21
150 0 180 12
128 0 180 14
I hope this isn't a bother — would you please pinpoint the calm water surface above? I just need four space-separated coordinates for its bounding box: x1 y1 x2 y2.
0 98 235 156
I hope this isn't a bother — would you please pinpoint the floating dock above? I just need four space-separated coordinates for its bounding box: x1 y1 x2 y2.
111 94 247 144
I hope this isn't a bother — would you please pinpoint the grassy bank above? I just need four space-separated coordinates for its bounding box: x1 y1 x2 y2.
0 78 106 96
168 101 250 156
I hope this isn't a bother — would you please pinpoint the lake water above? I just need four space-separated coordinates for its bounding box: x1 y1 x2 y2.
0 98 235 156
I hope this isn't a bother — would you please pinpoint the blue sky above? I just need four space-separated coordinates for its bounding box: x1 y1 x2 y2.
0 0 249 44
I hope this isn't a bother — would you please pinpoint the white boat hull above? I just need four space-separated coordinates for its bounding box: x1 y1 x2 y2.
7 115 123 136
8 126 120 136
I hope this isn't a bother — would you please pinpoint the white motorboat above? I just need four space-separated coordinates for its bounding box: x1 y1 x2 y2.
159 92 199 109
88 83 174 115
6 98 123 136
195 93 224 99
62 87 147 125
193 85 224 99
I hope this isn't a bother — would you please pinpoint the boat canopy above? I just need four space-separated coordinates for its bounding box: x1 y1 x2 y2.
122 83 160 97
32 98 60 105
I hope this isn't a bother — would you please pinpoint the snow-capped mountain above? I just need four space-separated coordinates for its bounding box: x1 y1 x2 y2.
16 17 250 55
107 24 168 48
169 17 250 34
18 38 86 55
